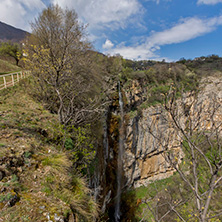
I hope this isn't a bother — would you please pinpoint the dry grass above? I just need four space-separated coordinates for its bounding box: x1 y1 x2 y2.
0 58 21 75
0 82 97 221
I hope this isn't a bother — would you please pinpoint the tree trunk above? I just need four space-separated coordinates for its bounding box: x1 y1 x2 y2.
16 58 19 66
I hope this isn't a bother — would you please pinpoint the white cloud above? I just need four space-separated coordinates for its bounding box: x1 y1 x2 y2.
102 39 114 49
52 0 143 30
197 0 222 5
147 16 222 47
105 16 222 60
0 0 46 31
144 0 171 3
108 45 156 60
20 0 45 10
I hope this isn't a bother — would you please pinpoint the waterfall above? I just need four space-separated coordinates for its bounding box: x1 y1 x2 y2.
114 81 124 222
103 110 109 162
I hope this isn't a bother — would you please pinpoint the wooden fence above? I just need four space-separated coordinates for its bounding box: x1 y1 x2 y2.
0 71 29 90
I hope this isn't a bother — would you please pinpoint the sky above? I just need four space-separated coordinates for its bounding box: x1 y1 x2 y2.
1 0 222 61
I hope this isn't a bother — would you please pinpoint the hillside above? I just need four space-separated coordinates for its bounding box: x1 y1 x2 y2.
1 52 222 221
0 83 97 221
90 55 222 221
0 21 28 42
0 58 21 74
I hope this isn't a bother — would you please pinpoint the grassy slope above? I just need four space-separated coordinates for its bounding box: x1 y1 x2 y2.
0 81 96 221
0 58 21 74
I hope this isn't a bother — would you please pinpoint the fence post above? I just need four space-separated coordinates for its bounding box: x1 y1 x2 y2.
11 74 14 86
17 72 19 82
3 76 6 88
0 71 30 91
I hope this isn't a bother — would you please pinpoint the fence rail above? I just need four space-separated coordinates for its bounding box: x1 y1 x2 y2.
0 71 30 90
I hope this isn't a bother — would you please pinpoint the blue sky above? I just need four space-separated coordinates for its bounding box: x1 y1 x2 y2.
1 0 222 61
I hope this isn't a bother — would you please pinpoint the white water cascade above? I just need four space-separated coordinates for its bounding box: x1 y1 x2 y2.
103 111 109 162
114 81 124 222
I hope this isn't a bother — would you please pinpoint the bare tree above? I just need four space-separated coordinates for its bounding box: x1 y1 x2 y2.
25 5 105 127
144 80 222 222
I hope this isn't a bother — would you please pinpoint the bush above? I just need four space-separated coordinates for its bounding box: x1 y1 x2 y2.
65 138 74 150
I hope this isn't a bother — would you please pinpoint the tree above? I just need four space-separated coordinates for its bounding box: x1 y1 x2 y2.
0 42 22 65
25 5 104 127
144 79 222 222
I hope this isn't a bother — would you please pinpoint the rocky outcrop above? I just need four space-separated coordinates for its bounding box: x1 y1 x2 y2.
122 76 222 187
123 106 182 187
97 75 222 220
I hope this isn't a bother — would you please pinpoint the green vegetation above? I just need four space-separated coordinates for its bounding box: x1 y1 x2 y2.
177 54 222 75
0 83 97 221
0 42 22 66
130 94 222 222
133 146 222 222
24 4 107 128
0 58 21 74
121 61 199 112
115 55 222 222
132 177 174 221
1 48 222 221
1 3 222 222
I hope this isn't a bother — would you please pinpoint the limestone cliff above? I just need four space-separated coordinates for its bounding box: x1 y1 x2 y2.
121 75 222 188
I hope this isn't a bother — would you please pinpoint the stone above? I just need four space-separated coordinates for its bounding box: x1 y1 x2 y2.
122 76 222 188
54 213 64 222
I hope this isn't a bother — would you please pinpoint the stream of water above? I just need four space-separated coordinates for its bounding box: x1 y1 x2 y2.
114 81 124 222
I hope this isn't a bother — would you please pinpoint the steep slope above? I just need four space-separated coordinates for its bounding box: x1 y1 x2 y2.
0 82 97 221
96 58 222 221
0 59 21 74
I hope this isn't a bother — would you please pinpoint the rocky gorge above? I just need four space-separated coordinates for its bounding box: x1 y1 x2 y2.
123 75 222 187
96 69 222 220
1 56 222 221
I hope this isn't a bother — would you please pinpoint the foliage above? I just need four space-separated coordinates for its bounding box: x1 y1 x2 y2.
0 84 98 221
24 4 105 127
121 61 199 111
177 54 222 77
147 84 171 106
133 177 177 221
105 55 123 76
143 86 222 221
41 152 98 220
0 42 22 66
53 124 96 172
0 58 21 74
122 58 157 70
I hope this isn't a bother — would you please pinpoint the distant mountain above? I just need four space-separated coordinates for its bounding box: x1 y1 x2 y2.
0 21 29 42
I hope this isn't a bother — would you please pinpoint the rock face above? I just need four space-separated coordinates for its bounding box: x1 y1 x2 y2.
120 76 222 188
97 75 222 219
123 106 181 187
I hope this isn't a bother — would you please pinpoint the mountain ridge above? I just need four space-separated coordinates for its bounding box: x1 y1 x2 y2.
0 21 28 42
